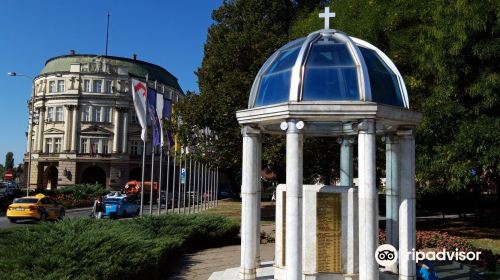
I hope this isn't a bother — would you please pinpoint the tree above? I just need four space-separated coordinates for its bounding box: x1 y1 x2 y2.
290 0 500 194
4 152 14 170
177 0 294 184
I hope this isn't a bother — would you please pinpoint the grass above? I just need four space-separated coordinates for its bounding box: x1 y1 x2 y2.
0 214 239 280
205 199 276 224
469 238 500 255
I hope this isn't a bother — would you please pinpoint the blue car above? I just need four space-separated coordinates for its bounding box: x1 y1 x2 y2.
104 196 140 218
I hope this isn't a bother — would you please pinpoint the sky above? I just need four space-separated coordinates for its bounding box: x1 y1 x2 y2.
0 0 223 165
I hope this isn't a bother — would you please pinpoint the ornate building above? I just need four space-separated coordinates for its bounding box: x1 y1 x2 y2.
25 52 183 189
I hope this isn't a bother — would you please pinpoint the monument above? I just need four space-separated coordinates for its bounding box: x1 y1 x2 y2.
209 6 422 280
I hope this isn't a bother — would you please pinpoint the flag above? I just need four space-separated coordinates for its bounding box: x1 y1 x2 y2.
156 94 173 147
163 96 172 119
147 87 161 147
131 79 148 141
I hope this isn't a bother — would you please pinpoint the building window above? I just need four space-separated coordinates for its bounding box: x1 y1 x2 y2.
47 107 54 121
81 138 88 153
45 138 53 153
57 80 65 92
48 81 56 93
92 80 102 93
55 107 63 121
130 111 138 124
83 80 90 92
130 140 142 155
103 107 112 123
105 80 113 93
81 105 91 121
102 139 109 154
93 106 102 122
54 138 62 152
90 139 99 154
45 137 62 153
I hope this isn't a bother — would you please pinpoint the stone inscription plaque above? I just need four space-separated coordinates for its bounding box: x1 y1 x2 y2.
316 192 342 273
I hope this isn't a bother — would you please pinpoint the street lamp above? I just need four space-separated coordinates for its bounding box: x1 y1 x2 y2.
7 71 35 196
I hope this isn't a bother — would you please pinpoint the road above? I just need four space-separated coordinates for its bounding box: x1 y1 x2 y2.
0 203 206 229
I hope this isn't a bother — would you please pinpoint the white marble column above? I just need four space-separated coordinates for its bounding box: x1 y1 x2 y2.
71 106 79 152
284 119 304 280
255 138 262 266
36 107 45 152
63 106 71 151
358 119 378 280
385 135 400 250
113 108 121 153
240 126 261 280
398 129 416 280
122 112 128 154
341 136 358 278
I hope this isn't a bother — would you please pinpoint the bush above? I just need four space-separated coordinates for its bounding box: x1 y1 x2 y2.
35 184 110 209
0 214 239 280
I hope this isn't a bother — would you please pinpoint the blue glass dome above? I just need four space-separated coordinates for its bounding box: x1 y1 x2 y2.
249 30 409 109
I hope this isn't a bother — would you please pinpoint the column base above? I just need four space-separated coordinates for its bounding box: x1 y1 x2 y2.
239 268 256 280
398 276 416 280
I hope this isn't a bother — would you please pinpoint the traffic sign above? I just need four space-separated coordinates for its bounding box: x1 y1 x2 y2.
181 168 186 184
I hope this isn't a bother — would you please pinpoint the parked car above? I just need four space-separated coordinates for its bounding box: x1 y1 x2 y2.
157 191 174 208
6 193 65 223
104 195 140 219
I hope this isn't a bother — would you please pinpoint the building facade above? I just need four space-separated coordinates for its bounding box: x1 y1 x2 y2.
25 53 183 189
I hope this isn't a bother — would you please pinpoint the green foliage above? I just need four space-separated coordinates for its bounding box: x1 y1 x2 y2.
0 214 239 280
177 0 294 179
179 0 499 190
4 152 14 170
36 184 110 209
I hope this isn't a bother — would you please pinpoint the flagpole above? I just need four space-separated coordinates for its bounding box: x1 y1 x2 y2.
203 163 207 210
196 161 200 213
140 137 146 216
157 145 163 216
216 167 219 207
165 150 170 214
149 146 155 215
182 153 188 214
139 74 149 217
172 152 176 213
177 149 182 214
188 155 192 214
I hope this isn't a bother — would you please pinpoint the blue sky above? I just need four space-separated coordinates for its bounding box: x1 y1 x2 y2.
0 0 223 165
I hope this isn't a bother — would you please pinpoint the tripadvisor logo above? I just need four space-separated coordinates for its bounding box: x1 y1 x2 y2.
375 244 398 267
375 244 483 266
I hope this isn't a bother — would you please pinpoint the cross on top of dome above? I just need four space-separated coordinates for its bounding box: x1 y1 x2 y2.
319 6 336 29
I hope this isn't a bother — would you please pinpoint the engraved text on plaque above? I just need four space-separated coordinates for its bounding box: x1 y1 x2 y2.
316 192 342 273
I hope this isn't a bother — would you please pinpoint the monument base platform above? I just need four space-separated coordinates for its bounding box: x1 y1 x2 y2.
208 262 398 280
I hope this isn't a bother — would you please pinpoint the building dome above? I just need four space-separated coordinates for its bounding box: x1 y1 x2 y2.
248 29 409 109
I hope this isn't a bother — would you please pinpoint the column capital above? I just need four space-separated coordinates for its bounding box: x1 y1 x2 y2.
38 106 46 112
241 125 261 137
280 119 305 134
64 104 78 110
396 128 416 139
356 119 375 133
337 136 355 146
383 134 399 144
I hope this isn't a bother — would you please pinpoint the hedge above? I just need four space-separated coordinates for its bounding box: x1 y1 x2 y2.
0 214 239 280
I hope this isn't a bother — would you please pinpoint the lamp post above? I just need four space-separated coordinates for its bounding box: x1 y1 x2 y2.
7 72 35 196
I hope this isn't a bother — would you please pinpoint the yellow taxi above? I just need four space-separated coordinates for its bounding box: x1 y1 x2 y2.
6 193 65 223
